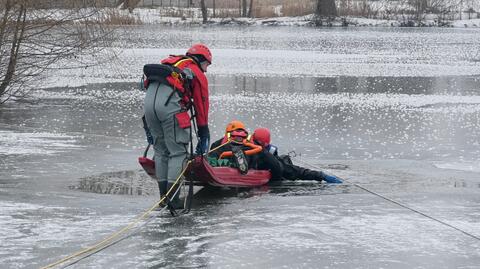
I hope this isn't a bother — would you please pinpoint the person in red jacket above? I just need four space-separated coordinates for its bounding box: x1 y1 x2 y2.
143 43 212 209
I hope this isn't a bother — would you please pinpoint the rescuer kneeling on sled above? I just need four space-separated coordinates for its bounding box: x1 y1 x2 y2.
142 44 212 209
252 128 342 183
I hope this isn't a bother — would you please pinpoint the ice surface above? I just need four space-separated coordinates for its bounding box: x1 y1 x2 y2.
40 26 480 88
434 161 480 173
1 26 479 268
0 130 83 155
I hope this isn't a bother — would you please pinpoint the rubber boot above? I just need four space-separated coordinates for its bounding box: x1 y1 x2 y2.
232 145 248 174
279 155 293 165
300 170 342 183
157 180 168 208
299 168 325 181
167 182 184 210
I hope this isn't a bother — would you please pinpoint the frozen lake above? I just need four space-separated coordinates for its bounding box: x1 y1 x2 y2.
1 26 480 268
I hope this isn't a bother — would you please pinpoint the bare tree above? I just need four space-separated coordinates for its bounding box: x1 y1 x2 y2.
313 0 337 25
0 0 111 103
316 0 337 17
200 0 207 23
248 0 254 18
118 0 141 13
212 0 216 18
242 0 247 17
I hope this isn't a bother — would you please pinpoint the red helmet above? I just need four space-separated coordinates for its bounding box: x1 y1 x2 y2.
253 128 271 146
187 43 212 64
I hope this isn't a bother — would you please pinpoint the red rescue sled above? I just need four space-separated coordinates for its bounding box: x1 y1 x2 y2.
139 155 271 188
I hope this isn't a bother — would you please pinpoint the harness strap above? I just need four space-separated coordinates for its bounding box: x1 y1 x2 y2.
164 58 194 107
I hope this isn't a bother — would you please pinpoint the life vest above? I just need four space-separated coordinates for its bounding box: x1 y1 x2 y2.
143 56 195 107
218 132 262 159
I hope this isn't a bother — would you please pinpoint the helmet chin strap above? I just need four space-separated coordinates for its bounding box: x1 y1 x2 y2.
187 54 208 72
200 61 209 72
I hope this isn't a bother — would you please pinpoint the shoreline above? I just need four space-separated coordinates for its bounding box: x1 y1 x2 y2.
122 8 480 28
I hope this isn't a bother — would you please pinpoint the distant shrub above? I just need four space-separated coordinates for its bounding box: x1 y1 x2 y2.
102 9 143 25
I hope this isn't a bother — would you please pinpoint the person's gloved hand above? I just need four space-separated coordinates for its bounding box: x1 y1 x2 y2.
196 136 209 155
195 125 210 155
142 115 154 145
266 144 278 155
323 174 343 184
145 128 154 145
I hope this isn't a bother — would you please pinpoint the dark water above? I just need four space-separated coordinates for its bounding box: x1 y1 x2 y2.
1 26 480 268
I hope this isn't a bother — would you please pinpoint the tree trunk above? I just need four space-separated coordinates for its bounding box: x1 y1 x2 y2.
242 0 247 17
0 2 26 97
0 0 115 103
316 0 337 17
118 0 140 13
213 0 216 18
200 0 208 24
247 0 254 17
0 0 13 50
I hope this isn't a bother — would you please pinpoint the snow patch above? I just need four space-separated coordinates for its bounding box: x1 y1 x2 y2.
434 161 480 173
0 131 84 155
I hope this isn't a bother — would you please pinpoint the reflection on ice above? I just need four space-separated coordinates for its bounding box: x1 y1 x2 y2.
72 170 156 195
0 130 83 155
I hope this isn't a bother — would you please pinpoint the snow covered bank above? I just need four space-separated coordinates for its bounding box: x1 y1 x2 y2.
125 7 480 28
34 7 480 28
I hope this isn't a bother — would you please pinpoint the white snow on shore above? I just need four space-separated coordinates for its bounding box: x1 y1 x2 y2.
126 7 480 28
35 7 480 31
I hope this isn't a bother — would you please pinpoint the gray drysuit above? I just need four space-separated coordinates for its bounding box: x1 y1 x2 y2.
144 81 190 184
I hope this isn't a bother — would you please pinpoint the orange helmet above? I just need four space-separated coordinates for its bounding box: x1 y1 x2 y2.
253 128 271 146
186 43 212 64
225 120 246 133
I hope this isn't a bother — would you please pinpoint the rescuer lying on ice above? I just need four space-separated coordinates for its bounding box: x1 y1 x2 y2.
209 121 342 183
251 127 342 183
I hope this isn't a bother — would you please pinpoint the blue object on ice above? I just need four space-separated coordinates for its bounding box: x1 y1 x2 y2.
323 174 343 184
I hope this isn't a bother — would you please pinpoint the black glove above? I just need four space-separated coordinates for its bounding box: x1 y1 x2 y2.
145 128 154 145
195 125 210 155
142 115 154 145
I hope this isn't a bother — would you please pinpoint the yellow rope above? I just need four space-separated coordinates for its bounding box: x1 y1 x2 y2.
43 141 236 268
41 160 192 269
206 141 231 157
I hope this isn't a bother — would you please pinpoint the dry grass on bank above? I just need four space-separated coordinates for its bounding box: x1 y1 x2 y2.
101 9 143 25
253 0 315 17
206 0 315 18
